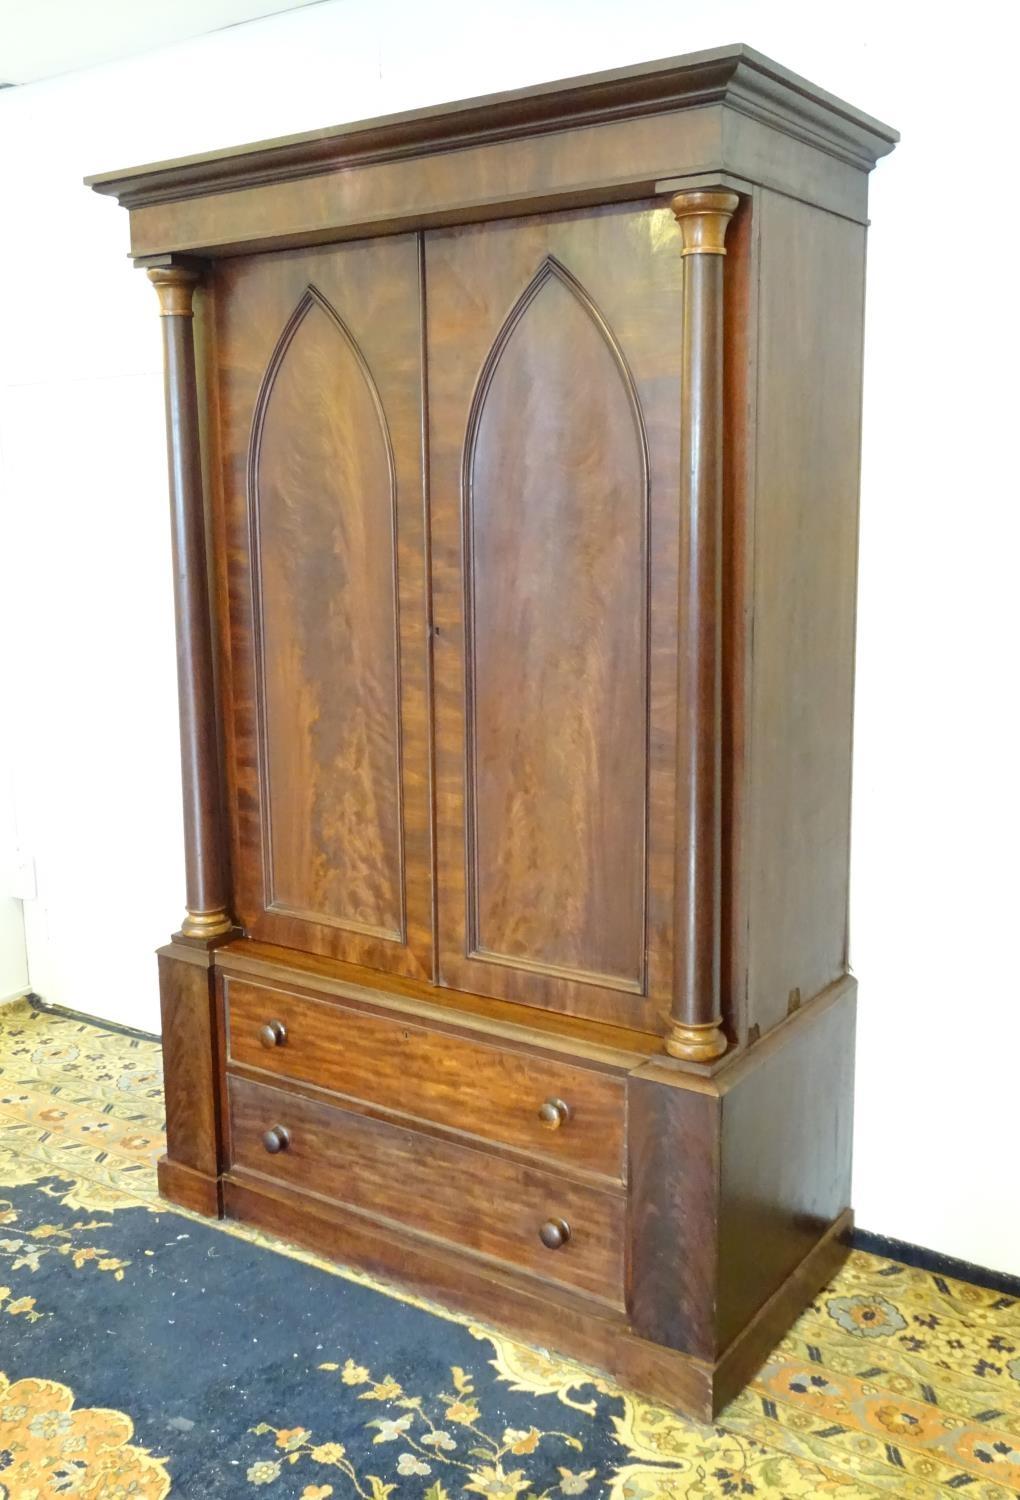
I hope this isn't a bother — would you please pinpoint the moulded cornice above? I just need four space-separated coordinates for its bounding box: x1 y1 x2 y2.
85 44 898 210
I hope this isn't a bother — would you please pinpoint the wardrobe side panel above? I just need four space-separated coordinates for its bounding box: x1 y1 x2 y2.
717 982 856 1355
744 191 868 1037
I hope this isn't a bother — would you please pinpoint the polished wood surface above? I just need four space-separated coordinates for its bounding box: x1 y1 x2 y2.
228 1073 626 1304
156 944 224 1215
225 976 627 1179
628 1064 719 1358
742 192 868 1037
224 1170 717 1416
217 939 661 1064
715 977 855 1353
464 254 646 990
96 49 895 1423
427 201 683 1029
157 1156 223 1217
87 46 897 258
251 285 403 939
119 112 873 262
718 193 757 1050
666 189 738 1063
212 236 432 977
149 266 232 942
630 977 856 1361
222 1170 850 1420
712 1208 853 1409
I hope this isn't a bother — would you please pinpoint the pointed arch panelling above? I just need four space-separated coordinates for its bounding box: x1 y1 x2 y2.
461 255 651 990
247 283 406 941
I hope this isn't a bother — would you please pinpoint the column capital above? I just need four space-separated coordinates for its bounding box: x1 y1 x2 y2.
148 265 201 317
670 189 740 257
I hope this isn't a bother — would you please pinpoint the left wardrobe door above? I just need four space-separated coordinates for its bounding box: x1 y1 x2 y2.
212 236 433 980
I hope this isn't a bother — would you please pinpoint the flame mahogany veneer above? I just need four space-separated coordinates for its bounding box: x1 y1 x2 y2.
89 45 896 1419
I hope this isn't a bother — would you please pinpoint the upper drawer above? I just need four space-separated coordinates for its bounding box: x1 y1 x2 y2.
224 977 626 1181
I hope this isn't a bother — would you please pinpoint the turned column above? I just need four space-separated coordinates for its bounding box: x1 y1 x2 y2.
148 265 232 942
666 190 739 1063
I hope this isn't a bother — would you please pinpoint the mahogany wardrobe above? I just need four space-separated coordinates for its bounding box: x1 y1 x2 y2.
88 45 897 1419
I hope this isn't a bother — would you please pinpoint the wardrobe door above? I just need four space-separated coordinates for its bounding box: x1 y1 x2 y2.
426 202 683 1032
213 236 432 979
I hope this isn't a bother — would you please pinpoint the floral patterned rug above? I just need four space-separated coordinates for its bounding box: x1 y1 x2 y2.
0 996 1017 1499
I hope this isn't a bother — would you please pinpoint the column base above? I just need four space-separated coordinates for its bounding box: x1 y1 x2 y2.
180 907 234 940
664 1019 728 1062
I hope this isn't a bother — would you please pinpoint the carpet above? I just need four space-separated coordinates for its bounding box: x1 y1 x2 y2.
0 996 1017 1499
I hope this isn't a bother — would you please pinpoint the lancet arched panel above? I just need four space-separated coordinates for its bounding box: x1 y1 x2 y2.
249 285 404 940
463 257 649 989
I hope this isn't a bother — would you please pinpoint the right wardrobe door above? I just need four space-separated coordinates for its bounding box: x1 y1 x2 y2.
426 201 686 1034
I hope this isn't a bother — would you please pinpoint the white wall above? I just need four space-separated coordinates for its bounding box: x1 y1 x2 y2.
0 367 31 1004
1 0 1017 1272
0 902 28 1005
0 725 30 1003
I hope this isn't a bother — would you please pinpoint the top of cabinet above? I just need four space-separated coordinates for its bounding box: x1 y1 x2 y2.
86 44 898 260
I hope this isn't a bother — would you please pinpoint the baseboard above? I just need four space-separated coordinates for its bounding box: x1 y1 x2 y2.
26 992 160 1044
851 1227 1020 1299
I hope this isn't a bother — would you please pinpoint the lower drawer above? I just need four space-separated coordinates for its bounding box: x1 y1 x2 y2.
227 1074 625 1305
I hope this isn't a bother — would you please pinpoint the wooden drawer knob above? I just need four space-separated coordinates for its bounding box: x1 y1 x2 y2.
262 1125 291 1154
539 1217 571 1250
258 1019 287 1048
537 1097 571 1130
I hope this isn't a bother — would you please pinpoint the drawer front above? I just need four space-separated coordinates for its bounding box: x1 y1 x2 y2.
225 977 626 1179
228 1074 625 1304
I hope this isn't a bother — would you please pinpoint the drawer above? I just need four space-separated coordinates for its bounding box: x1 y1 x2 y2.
225 977 626 1179
228 1074 625 1305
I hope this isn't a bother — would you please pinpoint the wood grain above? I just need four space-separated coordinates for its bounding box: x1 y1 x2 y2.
252 286 404 939
157 1156 222 1217
89 48 896 204
228 1073 626 1304
667 190 738 1062
465 254 648 989
719 189 759 1049
427 201 684 1031
216 940 661 1063
212 235 433 978
627 1070 720 1358
628 978 856 1363
715 977 856 1354
223 1170 716 1418
150 267 232 940
90 47 896 257
225 976 627 1178
743 193 868 1036
713 1207 853 1407
157 945 224 1214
